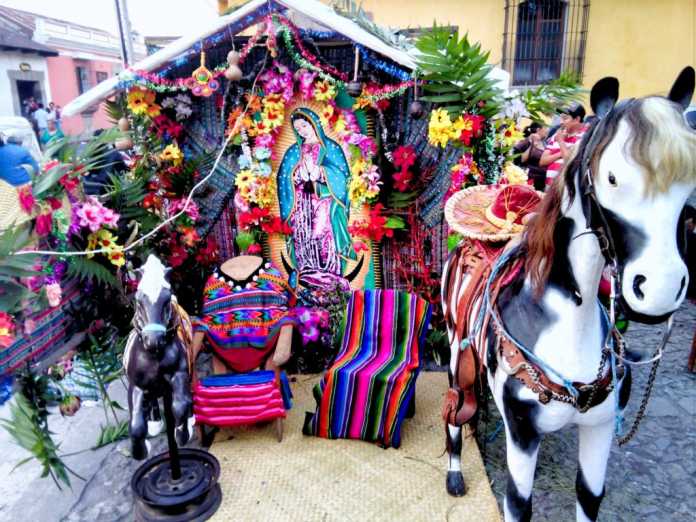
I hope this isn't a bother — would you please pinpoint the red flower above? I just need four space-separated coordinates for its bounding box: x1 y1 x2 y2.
143 193 162 210
18 186 35 214
393 169 413 192
59 174 80 192
247 243 263 255
35 212 53 236
459 115 485 146
195 236 219 264
393 145 416 170
238 207 270 230
169 244 188 268
46 197 62 210
261 217 292 235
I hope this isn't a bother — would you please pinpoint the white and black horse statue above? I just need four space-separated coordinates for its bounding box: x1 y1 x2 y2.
125 254 192 460
442 67 696 521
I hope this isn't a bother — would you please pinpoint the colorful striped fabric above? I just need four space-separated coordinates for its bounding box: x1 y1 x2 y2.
194 264 297 372
1 279 81 376
304 290 432 448
193 371 292 428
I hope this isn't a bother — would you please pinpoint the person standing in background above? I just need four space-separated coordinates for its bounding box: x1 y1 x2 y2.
32 103 49 136
48 102 62 131
513 122 549 191
540 102 587 189
40 118 65 149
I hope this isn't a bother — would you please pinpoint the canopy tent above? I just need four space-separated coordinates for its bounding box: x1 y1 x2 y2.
62 0 508 117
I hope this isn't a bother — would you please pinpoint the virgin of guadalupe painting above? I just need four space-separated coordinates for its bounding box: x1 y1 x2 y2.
270 101 377 290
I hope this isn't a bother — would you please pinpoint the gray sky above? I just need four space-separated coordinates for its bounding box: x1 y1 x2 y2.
0 0 220 37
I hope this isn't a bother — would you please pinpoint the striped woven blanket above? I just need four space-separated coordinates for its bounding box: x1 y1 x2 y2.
304 290 432 448
193 371 292 428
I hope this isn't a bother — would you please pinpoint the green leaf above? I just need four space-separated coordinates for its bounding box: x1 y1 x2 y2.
66 257 118 287
93 421 128 449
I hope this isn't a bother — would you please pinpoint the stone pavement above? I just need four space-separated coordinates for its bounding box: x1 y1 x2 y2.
479 299 696 521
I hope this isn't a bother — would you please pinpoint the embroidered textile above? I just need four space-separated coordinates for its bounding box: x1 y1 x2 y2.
194 263 297 372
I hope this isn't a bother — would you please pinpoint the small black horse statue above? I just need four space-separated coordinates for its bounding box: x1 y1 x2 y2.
124 254 192 461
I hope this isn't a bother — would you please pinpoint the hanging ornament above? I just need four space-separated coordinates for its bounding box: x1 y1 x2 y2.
409 79 424 119
346 46 363 97
224 49 242 81
186 50 220 97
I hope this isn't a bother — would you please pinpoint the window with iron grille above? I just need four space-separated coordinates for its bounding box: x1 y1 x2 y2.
96 71 108 84
76 66 90 94
502 0 590 86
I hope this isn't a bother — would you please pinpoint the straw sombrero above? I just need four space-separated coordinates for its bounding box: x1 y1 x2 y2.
445 183 544 242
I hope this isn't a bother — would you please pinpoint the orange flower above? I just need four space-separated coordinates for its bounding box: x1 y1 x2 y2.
246 94 262 113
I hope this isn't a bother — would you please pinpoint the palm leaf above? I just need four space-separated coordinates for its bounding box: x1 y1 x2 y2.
416 25 502 117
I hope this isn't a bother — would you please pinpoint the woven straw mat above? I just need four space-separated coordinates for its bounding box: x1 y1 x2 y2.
209 372 501 521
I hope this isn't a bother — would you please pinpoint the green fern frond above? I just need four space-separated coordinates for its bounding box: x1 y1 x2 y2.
66 257 118 287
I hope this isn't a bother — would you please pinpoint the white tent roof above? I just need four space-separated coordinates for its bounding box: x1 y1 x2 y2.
63 0 508 117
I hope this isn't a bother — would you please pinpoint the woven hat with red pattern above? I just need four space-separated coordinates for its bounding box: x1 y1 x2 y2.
445 184 543 242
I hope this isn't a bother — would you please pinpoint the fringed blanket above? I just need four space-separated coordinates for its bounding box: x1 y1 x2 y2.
304 290 432 448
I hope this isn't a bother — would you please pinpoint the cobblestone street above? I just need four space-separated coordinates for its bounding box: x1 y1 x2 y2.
480 300 696 521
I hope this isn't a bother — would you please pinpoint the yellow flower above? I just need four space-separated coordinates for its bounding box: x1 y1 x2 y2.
350 158 367 178
127 89 149 115
251 181 275 208
503 162 528 185
160 144 183 166
319 104 334 127
428 108 454 148
108 248 125 267
313 80 336 102
261 108 284 130
235 169 255 190
348 176 368 204
352 95 370 111
333 114 347 134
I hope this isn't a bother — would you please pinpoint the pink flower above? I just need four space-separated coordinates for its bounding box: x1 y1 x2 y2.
18 186 35 214
35 212 53 236
23 319 36 335
76 197 120 232
169 198 200 221
297 69 318 99
234 192 250 213
255 133 275 149
46 282 62 307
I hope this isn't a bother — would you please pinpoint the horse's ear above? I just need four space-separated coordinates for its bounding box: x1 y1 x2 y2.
590 77 620 119
667 66 695 111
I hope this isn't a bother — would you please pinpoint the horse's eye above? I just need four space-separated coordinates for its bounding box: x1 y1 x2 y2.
608 172 618 186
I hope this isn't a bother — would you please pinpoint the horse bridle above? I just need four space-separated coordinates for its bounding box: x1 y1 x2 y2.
133 300 178 343
572 103 674 437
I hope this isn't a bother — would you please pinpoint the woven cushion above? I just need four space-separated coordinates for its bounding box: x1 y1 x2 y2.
193 370 292 427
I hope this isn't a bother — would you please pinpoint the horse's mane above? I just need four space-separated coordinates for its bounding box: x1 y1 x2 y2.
522 96 696 298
